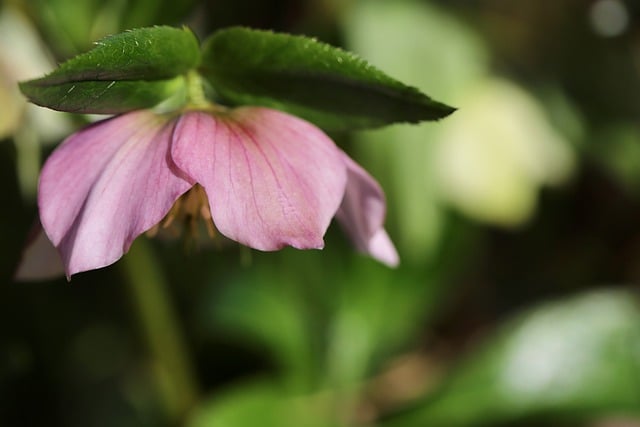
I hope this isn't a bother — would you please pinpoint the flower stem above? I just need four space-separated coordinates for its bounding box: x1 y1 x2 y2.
121 239 199 423
185 70 209 108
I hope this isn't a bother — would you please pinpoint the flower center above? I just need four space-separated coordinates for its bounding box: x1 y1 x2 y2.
146 184 217 244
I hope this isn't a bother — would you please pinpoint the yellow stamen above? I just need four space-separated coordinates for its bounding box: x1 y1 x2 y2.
146 184 218 245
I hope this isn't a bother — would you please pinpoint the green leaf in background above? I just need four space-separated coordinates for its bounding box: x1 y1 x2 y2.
210 271 316 392
381 289 640 427
187 380 331 427
188 381 288 427
324 259 438 389
200 27 455 130
19 77 183 114
19 26 199 113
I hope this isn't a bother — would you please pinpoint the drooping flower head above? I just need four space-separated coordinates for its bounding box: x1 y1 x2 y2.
17 26 454 279
36 105 398 278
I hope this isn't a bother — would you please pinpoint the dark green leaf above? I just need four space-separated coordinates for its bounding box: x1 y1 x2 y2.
27 26 200 85
19 26 198 113
200 27 455 130
19 78 183 114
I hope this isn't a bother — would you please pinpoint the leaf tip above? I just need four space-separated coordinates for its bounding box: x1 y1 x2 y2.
17 78 35 98
437 102 458 119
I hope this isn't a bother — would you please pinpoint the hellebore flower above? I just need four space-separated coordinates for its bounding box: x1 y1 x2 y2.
35 106 398 278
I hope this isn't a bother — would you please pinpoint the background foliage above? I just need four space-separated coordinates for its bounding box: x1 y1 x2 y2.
1 0 639 426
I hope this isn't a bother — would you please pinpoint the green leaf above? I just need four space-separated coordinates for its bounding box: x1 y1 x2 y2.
200 27 455 130
187 380 330 427
381 289 640 427
19 26 199 113
19 77 183 114
188 381 287 427
29 26 199 84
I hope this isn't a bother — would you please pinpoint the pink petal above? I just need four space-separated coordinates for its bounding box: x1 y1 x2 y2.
335 153 399 267
38 111 193 277
171 108 347 251
14 220 65 281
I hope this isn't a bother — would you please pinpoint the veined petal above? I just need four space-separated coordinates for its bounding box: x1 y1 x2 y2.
335 153 399 267
171 108 347 251
38 111 193 277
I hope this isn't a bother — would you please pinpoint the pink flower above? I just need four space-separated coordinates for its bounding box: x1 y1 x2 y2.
26 106 398 278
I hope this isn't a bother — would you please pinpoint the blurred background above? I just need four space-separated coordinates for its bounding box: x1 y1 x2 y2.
1 0 640 426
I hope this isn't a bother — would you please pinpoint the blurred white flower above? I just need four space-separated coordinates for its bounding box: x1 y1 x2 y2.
0 6 74 199
0 6 72 142
434 79 575 226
